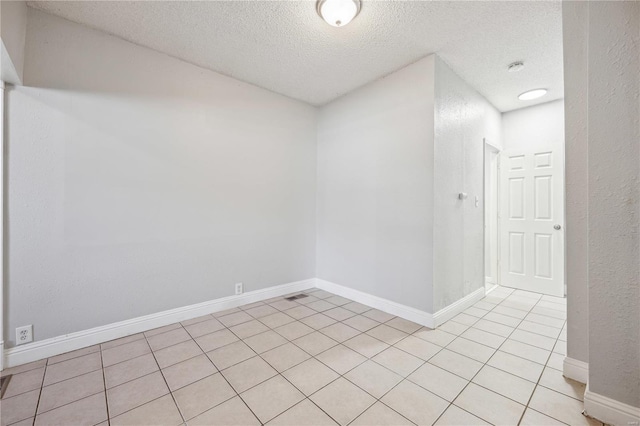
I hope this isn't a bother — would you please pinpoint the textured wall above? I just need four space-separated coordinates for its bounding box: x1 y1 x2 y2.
0 0 27 84
587 1 640 408
5 10 318 346
562 1 590 366
316 56 435 312
432 57 502 311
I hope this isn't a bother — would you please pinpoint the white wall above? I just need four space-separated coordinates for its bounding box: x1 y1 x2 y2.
316 56 436 312
5 9 318 346
502 100 565 154
432 57 502 311
0 0 27 84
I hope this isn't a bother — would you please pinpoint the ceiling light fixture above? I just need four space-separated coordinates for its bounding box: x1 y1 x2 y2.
508 61 524 72
518 89 547 101
317 0 361 27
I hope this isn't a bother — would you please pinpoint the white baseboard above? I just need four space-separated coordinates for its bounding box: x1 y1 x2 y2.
3 278 315 369
433 287 486 327
584 385 640 425
315 279 435 328
563 356 589 384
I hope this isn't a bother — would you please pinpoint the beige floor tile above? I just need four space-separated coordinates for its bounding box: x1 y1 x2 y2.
537 300 566 312
454 383 525 425
510 329 556 351
262 343 311 372
464 306 490 318
300 313 337 330
407 362 468 402
284 305 316 320
460 327 506 349
144 323 182 338
553 339 567 355
212 307 241 318
413 328 456 347
539 367 586 401
1 360 46 378
229 319 270 339
100 334 145 351
107 371 169 417
323 307 357 321
189 396 259 426
446 337 495 363
438 321 469 336
428 349 483 380
5 416 34 426
154 339 203 369
450 313 480 326
343 315 380 332
162 354 217 391
260 312 296 329
475 300 498 310
345 360 402 398
195 329 239 352
44 352 102 385
47 345 100 366
34 393 107 426
530 306 566 320
362 309 396 323
546 352 564 371
173 373 236 420
267 399 338 426
492 305 528 320
110 394 183 426
37 370 104 414
500 299 537 312
310 377 376 426
487 351 544 382
529 386 599 425
366 324 408 345
244 330 288 353
316 345 366 375
385 317 422 334
0 389 40 425
293 331 338 356
181 314 214 327
482 312 521 327
184 318 225 338
319 323 361 343
350 402 413 426
3 367 45 399
241 301 267 310
245 304 279 319
102 339 151 368
394 335 441 361
307 300 335 312
296 295 321 306
218 311 254 327
221 356 278 393
269 299 301 311
282 358 339 396
500 339 550 365
472 365 536 405
525 313 566 329
325 295 352 306
207 340 256 370
373 346 424 377
309 290 335 299
104 353 159 389
520 408 567 425
343 302 371 314
274 322 315 341
434 404 490 425
381 380 449 426
517 320 561 339
147 328 192 351
471 319 514 338
240 375 305 423
343 333 389 358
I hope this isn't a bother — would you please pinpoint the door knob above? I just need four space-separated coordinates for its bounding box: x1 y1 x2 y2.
554 224 562 230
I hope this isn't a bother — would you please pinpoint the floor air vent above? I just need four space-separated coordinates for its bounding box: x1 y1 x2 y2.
284 294 309 301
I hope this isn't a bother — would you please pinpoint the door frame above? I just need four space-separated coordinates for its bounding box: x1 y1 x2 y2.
483 138 501 294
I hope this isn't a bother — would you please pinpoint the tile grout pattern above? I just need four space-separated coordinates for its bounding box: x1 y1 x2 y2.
0 286 601 426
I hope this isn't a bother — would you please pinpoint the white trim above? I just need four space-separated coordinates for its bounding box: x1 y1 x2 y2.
584 385 640 425
3 278 315 368
314 279 434 328
563 356 589 384
432 286 486 327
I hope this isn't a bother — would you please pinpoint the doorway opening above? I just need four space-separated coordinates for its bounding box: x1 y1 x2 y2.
484 140 500 294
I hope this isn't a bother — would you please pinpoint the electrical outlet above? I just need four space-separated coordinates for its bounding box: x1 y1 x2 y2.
235 282 243 295
16 325 33 345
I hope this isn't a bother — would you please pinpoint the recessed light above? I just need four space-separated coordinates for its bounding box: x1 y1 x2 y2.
508 61 525 72
317 0 361 27
518 89 547 101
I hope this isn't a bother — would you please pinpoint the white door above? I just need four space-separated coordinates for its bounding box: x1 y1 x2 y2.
500 148 564 296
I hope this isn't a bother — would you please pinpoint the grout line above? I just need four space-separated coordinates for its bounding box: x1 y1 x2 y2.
99 348 110 425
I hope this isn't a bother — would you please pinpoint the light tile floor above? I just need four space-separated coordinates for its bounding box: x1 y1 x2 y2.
1 287 602 426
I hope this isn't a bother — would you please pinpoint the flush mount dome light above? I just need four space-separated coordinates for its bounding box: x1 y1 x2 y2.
317 0 361 27
518 88 547 101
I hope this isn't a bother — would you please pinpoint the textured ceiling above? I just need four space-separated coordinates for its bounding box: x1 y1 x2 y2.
28 1 563 111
